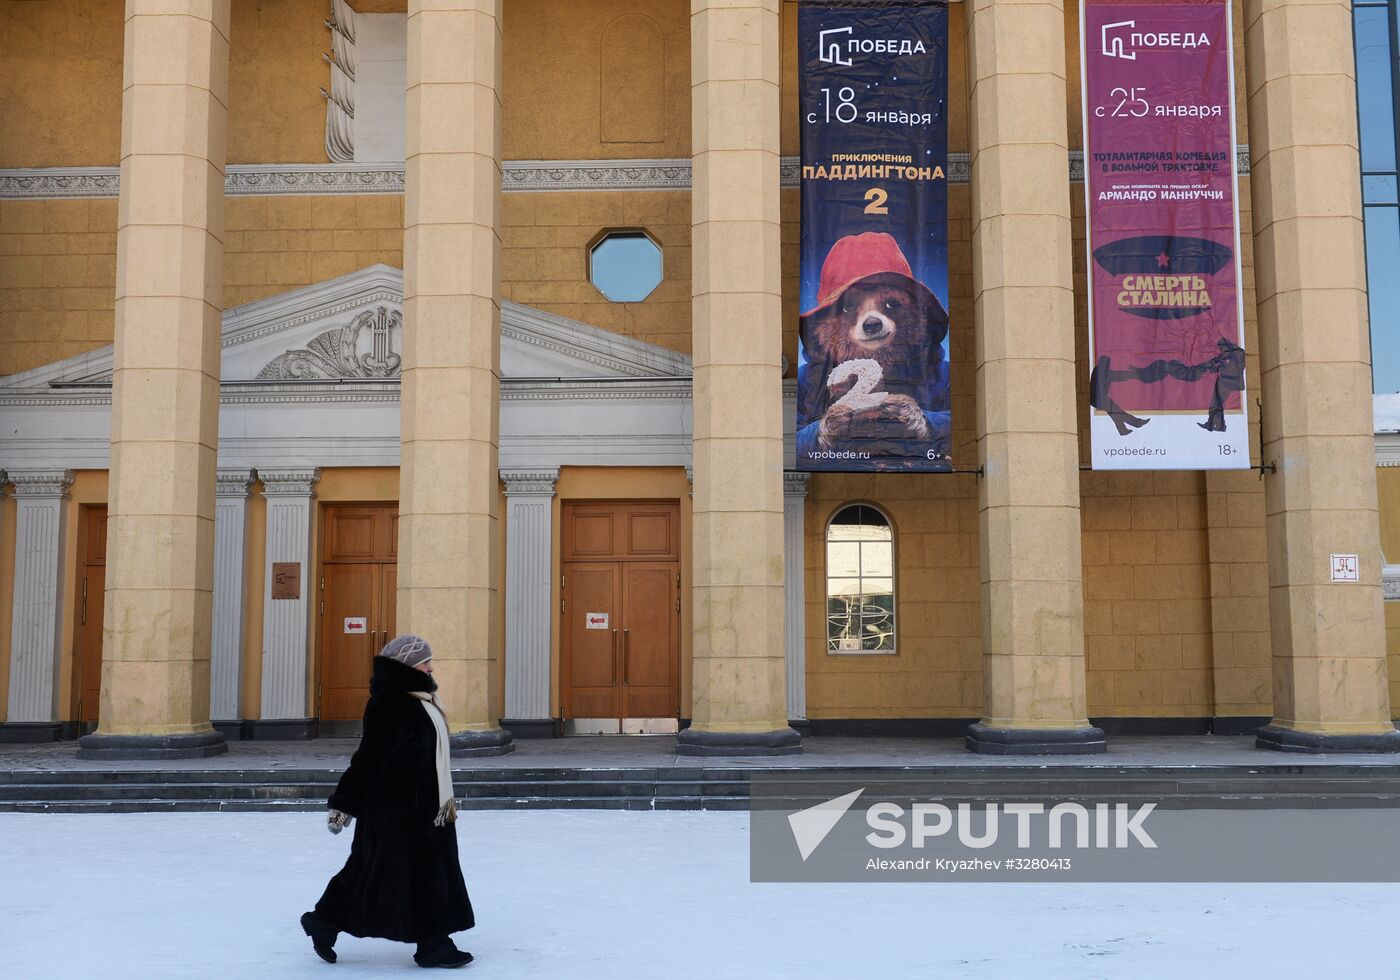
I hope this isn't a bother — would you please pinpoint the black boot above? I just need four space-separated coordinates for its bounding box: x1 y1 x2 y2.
300 910 338 964
414 937 474 969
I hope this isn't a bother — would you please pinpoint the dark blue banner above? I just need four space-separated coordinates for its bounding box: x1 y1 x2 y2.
796 0 950 472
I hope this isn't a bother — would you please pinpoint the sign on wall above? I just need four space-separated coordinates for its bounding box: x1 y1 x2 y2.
271 562 302 600
1082 0 1250 470
796 0 951 473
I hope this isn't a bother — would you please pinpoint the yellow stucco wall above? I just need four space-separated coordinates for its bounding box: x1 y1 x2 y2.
1081 472 1214 716
1377 467 1400 713
502 191 692 354
224 195 405 309
0 0 124 168
804 476 981 720
502 0 691 160
0 199 118 376
228 0 336 165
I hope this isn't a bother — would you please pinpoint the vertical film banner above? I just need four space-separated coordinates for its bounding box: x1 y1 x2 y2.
796 0 950 473
1082 0 1250 470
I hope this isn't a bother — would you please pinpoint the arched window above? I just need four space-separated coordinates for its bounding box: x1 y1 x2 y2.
825 504 896 654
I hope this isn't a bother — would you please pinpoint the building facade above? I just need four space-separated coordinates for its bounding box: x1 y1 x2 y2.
0 0 1397 756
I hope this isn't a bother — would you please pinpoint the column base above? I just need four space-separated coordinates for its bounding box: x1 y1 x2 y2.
965 722 1106 756
250 718 319 741
76 730 228 760
501 718 558 739
0 722 63 743
1255 724 1400 754
450 728 515 757
676 727 802 757
213 720 252 742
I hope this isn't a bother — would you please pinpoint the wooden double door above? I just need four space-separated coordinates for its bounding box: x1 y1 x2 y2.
562 501 681 732
320 505 398 721
77 506 108 725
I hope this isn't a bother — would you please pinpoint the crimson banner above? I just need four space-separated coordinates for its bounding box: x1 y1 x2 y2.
1081 0 1249 469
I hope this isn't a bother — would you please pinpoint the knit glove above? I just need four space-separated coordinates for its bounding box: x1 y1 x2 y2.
327 809 353 835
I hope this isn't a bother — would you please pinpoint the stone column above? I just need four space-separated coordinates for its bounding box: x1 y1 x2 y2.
965 0 1102 754
783 472 809 724
399 0 512 756
2 471 73 742
679 0 798 757
1246 0 1400 751
78 1 230 760
501 469 558 737
211 468 254 734
257 470 318 739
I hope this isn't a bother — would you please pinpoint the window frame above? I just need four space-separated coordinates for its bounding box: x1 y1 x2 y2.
823 502 899 657
1354 0 1400 393
586 228 665 304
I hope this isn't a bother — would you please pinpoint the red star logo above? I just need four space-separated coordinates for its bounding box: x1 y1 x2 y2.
1155 251 1171 269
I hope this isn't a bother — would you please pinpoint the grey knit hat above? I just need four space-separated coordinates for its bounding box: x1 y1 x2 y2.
379 633 432 668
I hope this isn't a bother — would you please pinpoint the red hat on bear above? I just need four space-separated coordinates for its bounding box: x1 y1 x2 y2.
802 232 947 337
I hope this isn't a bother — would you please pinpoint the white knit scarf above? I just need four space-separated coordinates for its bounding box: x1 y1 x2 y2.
408 691 457 826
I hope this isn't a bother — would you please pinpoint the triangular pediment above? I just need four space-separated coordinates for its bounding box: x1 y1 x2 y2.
0 264 691 388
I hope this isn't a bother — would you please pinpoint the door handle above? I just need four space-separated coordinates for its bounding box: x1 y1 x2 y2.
623 628 630 686
611 629 619 685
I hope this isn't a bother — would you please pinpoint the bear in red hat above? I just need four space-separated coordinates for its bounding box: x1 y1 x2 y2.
797 232 950 469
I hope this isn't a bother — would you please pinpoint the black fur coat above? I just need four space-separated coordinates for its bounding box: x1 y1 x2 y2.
314 656 474 942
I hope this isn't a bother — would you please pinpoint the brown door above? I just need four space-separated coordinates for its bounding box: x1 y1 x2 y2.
562 502 681 724
620 562 678 718
320 505 398 721
77 506 108 725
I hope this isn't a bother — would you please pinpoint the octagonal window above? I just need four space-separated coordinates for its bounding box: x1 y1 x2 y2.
589 231 663 302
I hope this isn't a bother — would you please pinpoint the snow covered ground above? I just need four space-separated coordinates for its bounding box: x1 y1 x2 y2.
1 810 1395 978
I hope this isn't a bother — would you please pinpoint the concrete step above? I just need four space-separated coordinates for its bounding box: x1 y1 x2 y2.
2 764 1399 811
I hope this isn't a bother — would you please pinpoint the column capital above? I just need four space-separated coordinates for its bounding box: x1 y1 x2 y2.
6 469 74 499
258 469 320 497
783 472 810 498
500 469 559 496
216 468 257 498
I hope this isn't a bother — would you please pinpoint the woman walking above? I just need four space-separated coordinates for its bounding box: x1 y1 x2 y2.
300 634 475 969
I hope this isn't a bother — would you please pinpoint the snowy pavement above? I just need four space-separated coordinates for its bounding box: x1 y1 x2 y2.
1 810 1395 978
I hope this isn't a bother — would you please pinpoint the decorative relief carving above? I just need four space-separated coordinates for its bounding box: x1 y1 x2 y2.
259 469 321 497
6 469 74 498
0 169 120 199
216 468 257 497
501 159 692 192
0 147 1253 200
226 166 404 196
1385 570 1400 602
501 470 560 495
322 0 358 163
783 471 811 496
257 306 402 380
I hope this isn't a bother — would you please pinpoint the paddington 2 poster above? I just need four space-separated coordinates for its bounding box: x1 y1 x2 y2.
796 0 950 473
1082 0 1250 470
